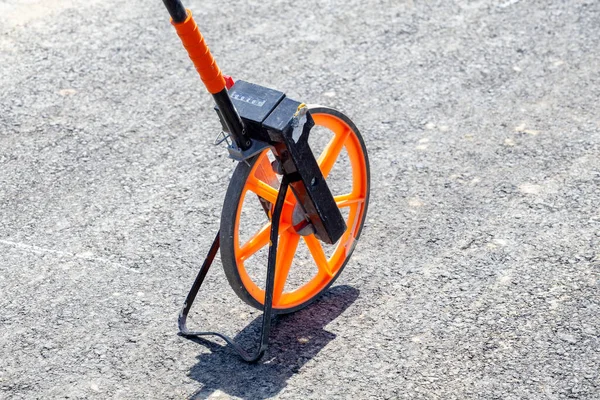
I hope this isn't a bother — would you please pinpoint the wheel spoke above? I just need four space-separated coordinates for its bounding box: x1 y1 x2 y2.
303 234 332 277
273 231 300 305
237 220 294 262
253 154 279 188
318 128 351 178
238 223 271 262
245 177 280 205
246 176 295 208
334 193 365 208
329 203 360 268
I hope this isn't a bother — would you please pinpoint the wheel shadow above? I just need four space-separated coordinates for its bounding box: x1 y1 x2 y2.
186 285 359 399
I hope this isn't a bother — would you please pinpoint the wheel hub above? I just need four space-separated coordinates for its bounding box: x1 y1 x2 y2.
291 203 315 236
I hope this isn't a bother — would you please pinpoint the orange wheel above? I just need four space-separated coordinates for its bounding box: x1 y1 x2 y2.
220 106 370 314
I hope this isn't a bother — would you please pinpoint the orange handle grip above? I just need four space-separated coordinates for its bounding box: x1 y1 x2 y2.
171 10 226 94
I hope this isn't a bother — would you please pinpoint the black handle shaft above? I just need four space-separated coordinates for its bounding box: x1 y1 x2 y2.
162 0 188 23
213 90 250 149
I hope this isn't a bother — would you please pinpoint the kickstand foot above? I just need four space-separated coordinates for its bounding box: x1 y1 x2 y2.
178 178 289 363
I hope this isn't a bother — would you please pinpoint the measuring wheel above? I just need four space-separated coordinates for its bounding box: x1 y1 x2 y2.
165 0 372 360
220 106 370 314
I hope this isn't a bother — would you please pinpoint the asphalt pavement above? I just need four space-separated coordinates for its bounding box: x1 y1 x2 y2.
1 0 599 398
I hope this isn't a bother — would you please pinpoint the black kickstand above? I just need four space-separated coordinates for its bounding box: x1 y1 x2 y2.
177 178 289 362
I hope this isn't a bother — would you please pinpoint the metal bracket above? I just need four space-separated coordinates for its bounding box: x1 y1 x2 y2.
226 138 271 162
177 178 289 362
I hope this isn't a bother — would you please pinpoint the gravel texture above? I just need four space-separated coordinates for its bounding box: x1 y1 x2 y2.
1 0 599 398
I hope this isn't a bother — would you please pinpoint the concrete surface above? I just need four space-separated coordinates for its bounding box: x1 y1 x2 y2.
1 0 599 398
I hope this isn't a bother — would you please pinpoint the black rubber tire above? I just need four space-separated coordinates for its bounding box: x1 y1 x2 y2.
220 106 370 314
